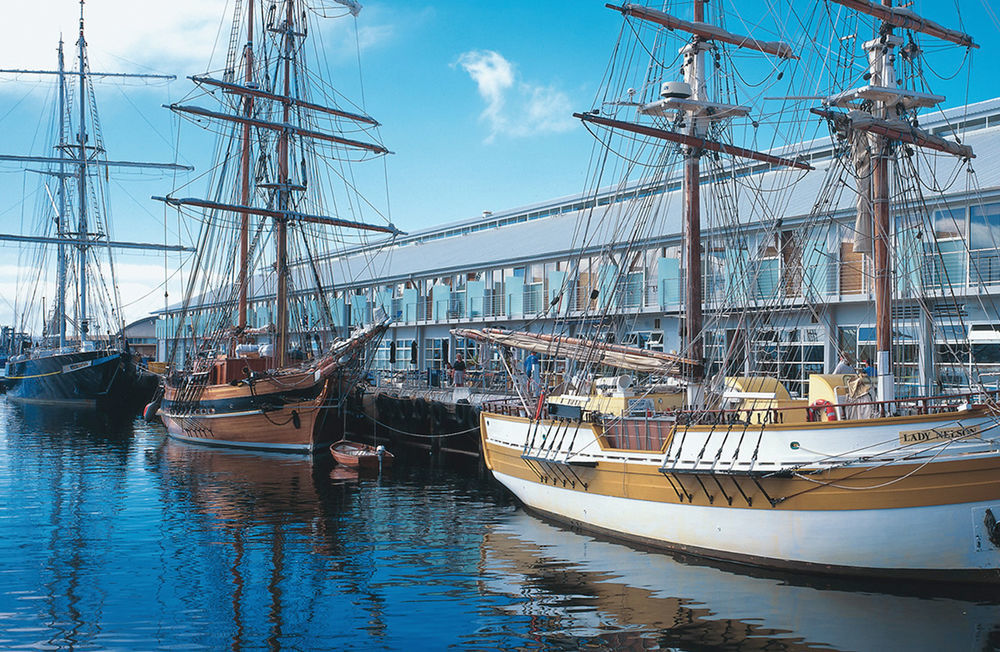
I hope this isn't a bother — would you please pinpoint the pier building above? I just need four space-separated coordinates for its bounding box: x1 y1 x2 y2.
156 98 1000 398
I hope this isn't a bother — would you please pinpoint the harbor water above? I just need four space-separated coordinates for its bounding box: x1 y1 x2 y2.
2 398 999 651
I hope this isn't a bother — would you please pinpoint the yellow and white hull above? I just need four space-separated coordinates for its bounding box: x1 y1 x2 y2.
481 409 1000 582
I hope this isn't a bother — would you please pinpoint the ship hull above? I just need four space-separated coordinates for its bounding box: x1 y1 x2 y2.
5 348 148 411
159 371 335 453
481 411 1000 583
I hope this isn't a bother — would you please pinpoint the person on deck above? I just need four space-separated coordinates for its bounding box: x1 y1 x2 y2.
833 354 855 375
524 351 541 396
452 354 467 387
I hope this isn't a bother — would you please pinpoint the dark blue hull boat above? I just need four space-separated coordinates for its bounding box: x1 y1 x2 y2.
5 348 156 412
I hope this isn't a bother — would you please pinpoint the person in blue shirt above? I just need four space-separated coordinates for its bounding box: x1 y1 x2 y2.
863 359 876 377
524 352 541 395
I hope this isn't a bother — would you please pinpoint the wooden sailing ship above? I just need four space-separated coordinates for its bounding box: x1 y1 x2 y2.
472 1 1000 582
0 2 191 412
157 0 399 452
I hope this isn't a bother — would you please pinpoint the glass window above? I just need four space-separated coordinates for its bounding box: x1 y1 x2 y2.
937 324 966 341
973 344 1000 364
970 203 1000 250
424 338 448 370
933 207 966 240
394 338 415 371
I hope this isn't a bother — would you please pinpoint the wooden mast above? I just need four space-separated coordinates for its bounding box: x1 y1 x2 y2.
683 0 707 406
601 2 800 407
237 0 255 340
821 0 976 405
275 0 293 368
872 0 894 406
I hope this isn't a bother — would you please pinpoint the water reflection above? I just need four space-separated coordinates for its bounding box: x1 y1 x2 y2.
4 396 997 650
145 440 512 650
0 401 142 649
151 441 356 648
3 401 135 449
478 510 1000 650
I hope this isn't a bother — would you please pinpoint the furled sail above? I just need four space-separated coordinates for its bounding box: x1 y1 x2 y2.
453 328 696 377
852 129 873 255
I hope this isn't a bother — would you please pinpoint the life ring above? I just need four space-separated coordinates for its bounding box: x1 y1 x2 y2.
810 399 837 422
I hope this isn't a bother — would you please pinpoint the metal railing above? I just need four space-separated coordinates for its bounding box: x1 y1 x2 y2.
482 388 1000 427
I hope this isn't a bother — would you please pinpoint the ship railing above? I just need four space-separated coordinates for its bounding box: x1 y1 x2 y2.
483 387 1000 426
482 397 545 418
372 368 514 393
664 387 1000 427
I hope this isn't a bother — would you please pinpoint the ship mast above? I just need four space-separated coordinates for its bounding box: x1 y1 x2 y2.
57 39 68 348
682 0 706 407
816 0 977 407
76 0 89 342
237 1 255 340
159 0 402 368
871 0 894 406
275 0 294 368
0 1 194 349
581 2 806 408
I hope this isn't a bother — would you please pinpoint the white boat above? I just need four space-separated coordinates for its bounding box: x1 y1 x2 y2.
468 1 1000 583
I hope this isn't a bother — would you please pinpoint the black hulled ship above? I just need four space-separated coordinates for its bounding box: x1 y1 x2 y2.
0 1 191 413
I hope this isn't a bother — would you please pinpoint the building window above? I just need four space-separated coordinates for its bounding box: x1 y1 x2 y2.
970 203 1000 286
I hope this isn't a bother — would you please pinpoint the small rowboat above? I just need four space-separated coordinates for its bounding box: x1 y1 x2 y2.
330 439 393 470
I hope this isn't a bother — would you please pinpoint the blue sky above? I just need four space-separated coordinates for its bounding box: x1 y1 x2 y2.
0 0 998 327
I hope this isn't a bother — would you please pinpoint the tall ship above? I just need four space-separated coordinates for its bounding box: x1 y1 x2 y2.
0 2 192 411
156 0 400 452
469 0 1000 582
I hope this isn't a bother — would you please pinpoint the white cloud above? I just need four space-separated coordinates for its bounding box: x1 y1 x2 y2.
456 50 575 142
0 1 230 83
0 1 395 90
0 258 187 332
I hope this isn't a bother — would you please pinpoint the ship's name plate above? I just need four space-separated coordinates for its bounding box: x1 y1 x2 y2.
899 424 979 445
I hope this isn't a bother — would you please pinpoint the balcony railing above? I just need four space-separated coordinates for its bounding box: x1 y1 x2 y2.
372 249 991 328
970 249 1000 287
